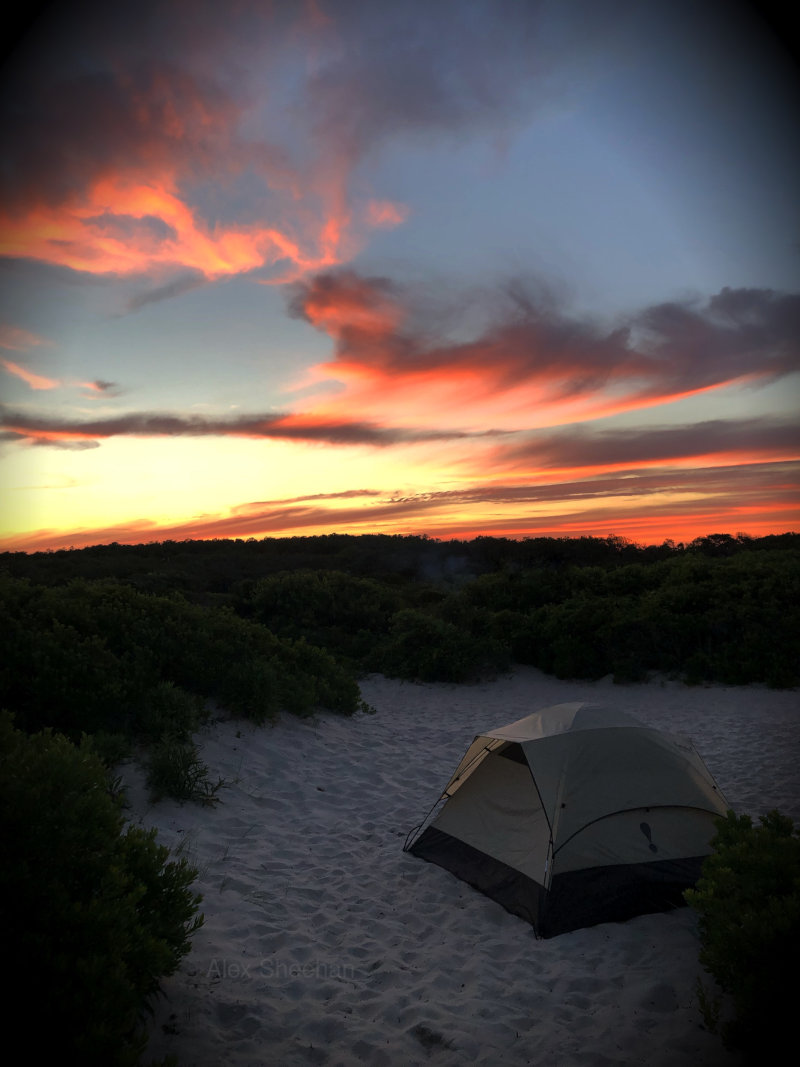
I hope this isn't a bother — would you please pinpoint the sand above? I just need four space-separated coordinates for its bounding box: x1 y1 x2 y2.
121 668 800 1066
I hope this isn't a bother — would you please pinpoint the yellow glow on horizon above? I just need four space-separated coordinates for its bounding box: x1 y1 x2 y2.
3 431 797 554
0 433 467 543
2 421 797 554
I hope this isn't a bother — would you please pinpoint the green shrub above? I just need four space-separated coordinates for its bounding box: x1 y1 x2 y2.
537 597 611 679
81 728 133 766
685 809 800 1061
0 575 365 741
247 568 398 664
374 608 502 682
135 681 207 744
282 637 364 715
0 713 204 1066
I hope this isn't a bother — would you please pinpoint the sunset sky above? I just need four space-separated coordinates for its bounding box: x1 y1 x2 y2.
1 0 798 552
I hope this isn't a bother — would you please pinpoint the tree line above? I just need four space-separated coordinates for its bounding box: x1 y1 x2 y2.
3 533 798 729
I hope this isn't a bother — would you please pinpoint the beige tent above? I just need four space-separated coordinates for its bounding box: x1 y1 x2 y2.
405 702 728 937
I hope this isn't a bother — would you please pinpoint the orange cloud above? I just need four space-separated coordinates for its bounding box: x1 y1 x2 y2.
0 16 413 290
79 380 112 392
365 199 410 228
1 359 60 390
289 274 800 435
295 271 405 340
0 325 50 352
0 173 351 281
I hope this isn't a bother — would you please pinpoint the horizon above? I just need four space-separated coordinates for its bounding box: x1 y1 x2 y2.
2 528 796 559
1 1 798 553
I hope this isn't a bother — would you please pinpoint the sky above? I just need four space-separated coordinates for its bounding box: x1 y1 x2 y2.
1 0 798 552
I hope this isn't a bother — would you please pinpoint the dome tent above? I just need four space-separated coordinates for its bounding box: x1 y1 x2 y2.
404 702 728 938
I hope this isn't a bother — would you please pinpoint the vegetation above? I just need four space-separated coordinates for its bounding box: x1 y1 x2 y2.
1 531 795 1063
2 534 797 725
0 573 363 742
685 810 800 1061
146 736 226 805
245 567 399 667
1 714 203 1066
1 532 796 785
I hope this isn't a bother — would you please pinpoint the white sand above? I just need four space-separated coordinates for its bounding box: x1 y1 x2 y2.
122 668 800 1066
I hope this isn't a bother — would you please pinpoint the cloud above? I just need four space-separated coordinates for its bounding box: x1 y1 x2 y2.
30 438 102 451
365 200 410 229
0 1 629 290
495 417 800 473
302 0 629 160
383 460 800 524
288 270 406 351
0 16 355 281
289 273 800 431
231 488 379 511
3 457 796 554
1 359 60 390
0 324 50 351
79 379 120 397
631 286 800 395
126 272 209 311
0 405 497 447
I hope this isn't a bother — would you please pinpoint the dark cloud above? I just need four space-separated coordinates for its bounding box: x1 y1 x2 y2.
0 1 632 278
0 406 495 447
387 459 800 508
290 269 632 379
502 417 800 470
291 271 800 402
1 429 100 450
303 0 632 160
632 287 800 393
0 60 239 213
126 272 208 312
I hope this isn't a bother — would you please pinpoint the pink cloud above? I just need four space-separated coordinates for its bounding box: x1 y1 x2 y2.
1 359 60 390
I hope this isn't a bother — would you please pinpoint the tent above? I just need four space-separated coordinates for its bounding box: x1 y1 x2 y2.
404 702 728 937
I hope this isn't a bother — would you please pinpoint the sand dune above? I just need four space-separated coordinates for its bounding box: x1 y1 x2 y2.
122 668 800 1066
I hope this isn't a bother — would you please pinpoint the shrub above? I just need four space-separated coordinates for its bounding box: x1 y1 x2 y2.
81 728 132 767
134 681 207 744
247 569 398 664
685 809 800 1061
374 608 502 682
0 713 204 1066
0 575 365 742
536 597 611 679
282 637 364 715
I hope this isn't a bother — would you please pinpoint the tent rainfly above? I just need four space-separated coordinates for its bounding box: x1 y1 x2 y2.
404 702 728 938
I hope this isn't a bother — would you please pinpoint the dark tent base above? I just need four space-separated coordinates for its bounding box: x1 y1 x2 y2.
408 826 546 929
408 826 705 938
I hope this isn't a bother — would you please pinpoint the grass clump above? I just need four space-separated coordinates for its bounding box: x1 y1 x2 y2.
146 736 226 805
0 712 204 1066
685 808 800 1062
